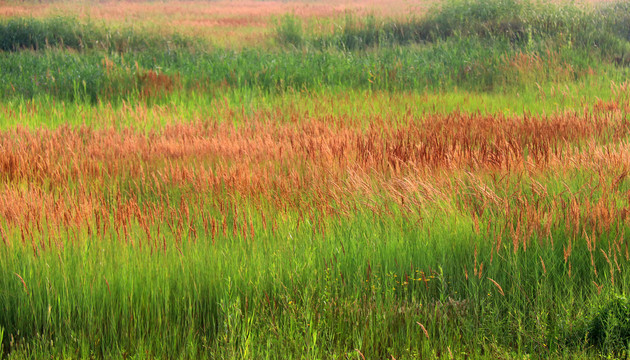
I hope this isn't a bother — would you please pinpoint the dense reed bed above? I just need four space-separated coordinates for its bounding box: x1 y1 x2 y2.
3 0 630 103
2 102 630 357
4 0 630 358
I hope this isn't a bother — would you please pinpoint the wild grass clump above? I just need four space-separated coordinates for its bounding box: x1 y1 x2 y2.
282 0 630 64
4 0 630 102
583 295 630 353
0 16 199 53
275 14 304 49
0 51 181 103
0 37 600 102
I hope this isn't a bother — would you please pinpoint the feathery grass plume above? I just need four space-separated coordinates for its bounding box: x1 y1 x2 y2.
417 322 430 340
14 272 28 295
488 278 505 296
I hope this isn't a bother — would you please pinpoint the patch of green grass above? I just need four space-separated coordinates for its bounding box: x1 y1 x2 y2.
284 0 630 60
1 70 626 130
0 36 620 104
2 0 630 103
583 294 630 353
0 193 627 358
0 16 199 53
0 162 629 358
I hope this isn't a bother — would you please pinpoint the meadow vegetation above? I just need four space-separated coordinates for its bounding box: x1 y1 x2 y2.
3 0 630 358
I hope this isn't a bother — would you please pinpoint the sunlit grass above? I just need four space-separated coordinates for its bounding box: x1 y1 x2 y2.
4 0 630 358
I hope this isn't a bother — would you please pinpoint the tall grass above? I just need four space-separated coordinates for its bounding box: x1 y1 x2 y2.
283 0 630 57
0 16 198 53
1 172 629 358
1 108 630 357
2 0 630 102
4 0 630 358
0 37 612 103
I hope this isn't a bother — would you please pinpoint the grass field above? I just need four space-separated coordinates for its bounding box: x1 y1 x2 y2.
4 0 630 358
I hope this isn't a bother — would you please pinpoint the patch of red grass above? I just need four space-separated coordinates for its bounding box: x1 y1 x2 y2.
0 105 629 251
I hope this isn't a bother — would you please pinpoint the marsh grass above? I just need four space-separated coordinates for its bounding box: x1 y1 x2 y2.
283 0 630 58
1 105 630 357
0 37 619 104
0 16 198 53
579 295 630 353
3 0 630 103
1 193 629 358
4 0 630 358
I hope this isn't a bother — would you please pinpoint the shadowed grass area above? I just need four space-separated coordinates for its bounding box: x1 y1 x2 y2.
0 16 199 53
